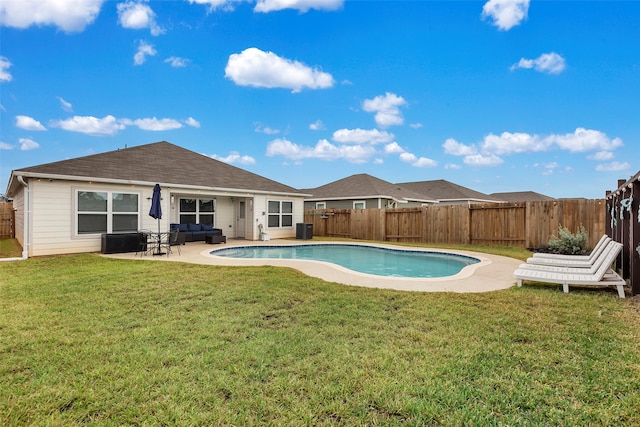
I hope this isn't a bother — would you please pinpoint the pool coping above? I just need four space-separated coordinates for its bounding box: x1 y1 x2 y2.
102 239 521 293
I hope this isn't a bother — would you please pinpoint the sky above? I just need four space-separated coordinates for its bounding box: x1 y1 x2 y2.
1 0 638 199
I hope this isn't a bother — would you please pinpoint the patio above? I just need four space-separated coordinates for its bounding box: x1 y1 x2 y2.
103 239 521 293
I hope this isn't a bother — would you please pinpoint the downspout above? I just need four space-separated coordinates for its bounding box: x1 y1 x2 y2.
1 175 30 261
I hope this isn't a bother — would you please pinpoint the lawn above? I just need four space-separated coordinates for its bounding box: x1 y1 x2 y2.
0 238 22 258
1 252 639 425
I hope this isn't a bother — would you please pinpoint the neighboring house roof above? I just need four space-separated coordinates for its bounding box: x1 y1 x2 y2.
490 191 555 202
303 173 438 204
396 179 503 203
7 141 304 196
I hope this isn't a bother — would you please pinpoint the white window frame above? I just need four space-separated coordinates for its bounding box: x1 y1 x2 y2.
267 199 294 229
75 190 140 236
353 200 366 209
315 202 326 209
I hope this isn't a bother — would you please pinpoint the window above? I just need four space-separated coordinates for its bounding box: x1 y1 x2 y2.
353 200 366 209
267 200 293 228
315 202 326 209
179 198 215 225
77 191 139 235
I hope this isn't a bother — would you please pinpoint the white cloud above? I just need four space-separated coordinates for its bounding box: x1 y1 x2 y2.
412 157 438 168
481 131 550 155
0 141 13 150
266 137 376 163
443 138 476 156
57 96 73 112
51 115 125 136
187 0 244 12
51 114 196 135
0 56 13 82
595 161 631 172
482 0 529 31
534 162 558 176
164 56 189 67
255 123 280 134
384 142 405 154
117 0 164 36
410 123 423 129
445 163 462 170
446 128 622 167
362 92 407 128
120 117 183 131
588 151 614 161
0 0 103 32
309 120 324 131
19 138 40 151
15 115 46 131
212 151 256 165
225 47 334 92
482 128 620 155
464 153 504 167
400 152 437 168
254 0 343 13
134 41 157 65
185 117 200 128
511 52 566 74
549 128 622 152
332 128 394 145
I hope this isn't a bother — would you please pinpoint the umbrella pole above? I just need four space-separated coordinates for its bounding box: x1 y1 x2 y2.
154 219 165 255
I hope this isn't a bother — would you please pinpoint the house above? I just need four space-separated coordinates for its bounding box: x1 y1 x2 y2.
489 191 555 202
302 173 438 210
6 141 308 257
395 179 504 206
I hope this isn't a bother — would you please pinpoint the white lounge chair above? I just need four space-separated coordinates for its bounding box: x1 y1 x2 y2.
530 234 610 264
520 240 617 274
514 241 626 298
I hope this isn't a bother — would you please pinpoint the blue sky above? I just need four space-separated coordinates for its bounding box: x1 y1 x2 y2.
1 0 638 199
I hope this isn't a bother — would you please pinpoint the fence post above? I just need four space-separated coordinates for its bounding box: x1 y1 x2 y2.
607 174 640 296
632 182 640 296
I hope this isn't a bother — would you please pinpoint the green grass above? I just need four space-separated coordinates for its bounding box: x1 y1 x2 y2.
1 252 639 425
0 238 22 258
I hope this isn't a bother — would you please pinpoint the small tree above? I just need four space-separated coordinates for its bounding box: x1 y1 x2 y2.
548 224 589 255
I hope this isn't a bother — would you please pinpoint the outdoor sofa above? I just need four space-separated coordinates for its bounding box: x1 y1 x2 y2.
170 223 225 243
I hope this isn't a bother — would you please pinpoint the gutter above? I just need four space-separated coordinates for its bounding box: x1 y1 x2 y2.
1 175 29 261
11 171 309 198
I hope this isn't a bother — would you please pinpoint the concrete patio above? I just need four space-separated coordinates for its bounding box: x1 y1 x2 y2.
103 239 522 294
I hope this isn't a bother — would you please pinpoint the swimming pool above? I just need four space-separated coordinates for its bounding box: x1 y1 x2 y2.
210 244 480 278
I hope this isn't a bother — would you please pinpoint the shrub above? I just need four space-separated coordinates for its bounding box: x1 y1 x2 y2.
548 225 588 255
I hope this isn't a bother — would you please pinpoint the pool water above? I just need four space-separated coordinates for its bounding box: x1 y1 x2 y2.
210 244 479 278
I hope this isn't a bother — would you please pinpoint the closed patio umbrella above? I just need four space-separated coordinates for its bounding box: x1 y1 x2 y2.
149 184 164 255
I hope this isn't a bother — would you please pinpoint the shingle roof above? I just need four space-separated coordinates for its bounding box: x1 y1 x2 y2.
11 141 302 195
489 191 555 202
396 179 503 203
304 173 437 203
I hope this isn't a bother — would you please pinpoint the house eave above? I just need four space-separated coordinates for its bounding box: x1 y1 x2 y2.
8 171 307 198
440 198 504 204
305 194 438 204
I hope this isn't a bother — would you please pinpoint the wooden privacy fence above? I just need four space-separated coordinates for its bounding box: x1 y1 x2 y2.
606 173 640 296
0 202 15 239
304 199 605 250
